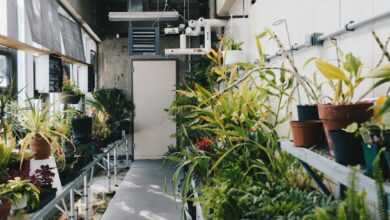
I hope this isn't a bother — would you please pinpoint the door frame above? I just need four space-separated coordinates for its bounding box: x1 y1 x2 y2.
130 57 179 160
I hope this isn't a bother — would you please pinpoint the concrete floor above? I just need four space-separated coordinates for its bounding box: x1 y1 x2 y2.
102 160 182 220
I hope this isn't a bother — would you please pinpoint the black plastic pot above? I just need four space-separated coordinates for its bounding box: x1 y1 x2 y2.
297 105 319 121
120 120 131 134
363 144 390 177
71 116 92 143
38 188 57 209
330 130 364 166
60 93 81 104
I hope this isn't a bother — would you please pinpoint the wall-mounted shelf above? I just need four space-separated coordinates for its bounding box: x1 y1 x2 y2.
0 34 88 65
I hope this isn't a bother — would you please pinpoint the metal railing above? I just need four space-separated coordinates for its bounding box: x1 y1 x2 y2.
31 131 132 220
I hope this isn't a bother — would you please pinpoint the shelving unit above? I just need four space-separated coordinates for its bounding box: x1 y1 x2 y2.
281 141 390 208
0 34 88 65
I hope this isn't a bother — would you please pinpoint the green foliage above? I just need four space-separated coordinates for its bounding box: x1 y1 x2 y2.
18 100 71 164
0 177 40 210
221 37 243 50
62 80 83 96
87 88 134 135
312 168 372 220
167 35 335 220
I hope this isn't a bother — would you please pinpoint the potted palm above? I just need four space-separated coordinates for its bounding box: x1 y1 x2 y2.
19 101 71 160
60 80 83 104
312 52 390 165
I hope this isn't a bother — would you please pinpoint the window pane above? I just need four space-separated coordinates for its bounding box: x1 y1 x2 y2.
0 55 9 88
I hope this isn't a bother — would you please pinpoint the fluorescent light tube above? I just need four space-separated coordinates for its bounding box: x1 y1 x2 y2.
109 11 179 22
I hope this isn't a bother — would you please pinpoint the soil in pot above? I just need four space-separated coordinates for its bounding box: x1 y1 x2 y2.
297 105 319 121
30 134 51 160
318 102 373 155
290 120 326 148
0 199 11 220
329 130 364 166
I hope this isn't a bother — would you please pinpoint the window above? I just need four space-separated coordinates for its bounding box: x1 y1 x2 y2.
0 54 10 88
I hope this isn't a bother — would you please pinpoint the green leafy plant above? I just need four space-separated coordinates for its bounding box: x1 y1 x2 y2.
62 80 83 96
167 35 336 220
311 45 390 105
221 37 243 51
87 89 134 136
0 139 14 183
18 101 72 163
0 177 40 210
312 168 372 220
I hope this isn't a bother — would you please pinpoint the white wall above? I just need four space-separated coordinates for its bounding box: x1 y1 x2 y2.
226 0 390 135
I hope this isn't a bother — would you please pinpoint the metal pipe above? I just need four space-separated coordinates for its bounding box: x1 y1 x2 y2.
69 189 75 220
31 139 125 219
83 175 89 220
267 10 390 62
107 152 112 193
114 148 118 186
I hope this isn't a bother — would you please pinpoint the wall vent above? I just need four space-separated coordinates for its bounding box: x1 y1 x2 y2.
128 26 160 55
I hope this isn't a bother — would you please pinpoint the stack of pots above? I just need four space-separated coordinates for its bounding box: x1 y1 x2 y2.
318 102 373 166
290 105 327 148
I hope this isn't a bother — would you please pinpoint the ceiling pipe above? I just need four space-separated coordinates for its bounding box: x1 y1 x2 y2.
266 10 390 62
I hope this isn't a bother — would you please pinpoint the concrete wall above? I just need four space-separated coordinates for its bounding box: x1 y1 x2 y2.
226 0 390 135
98 38 131 96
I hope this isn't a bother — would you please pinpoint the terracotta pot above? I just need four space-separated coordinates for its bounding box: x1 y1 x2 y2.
290 120 325 147
30 135 51 160
318 102 373 155
0 199 11 220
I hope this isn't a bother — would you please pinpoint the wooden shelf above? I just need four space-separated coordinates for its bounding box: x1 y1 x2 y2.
0 34 88 65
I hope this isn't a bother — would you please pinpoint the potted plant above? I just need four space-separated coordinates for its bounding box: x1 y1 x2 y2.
29 165 56 209
71 114 92 144
345 96 390 176
60 80 83 104
222 37 246 65
256 30 326 148
0 177 39 213
18 101 71 160
87 89 133 140
312 51 390 165
0 139 14 183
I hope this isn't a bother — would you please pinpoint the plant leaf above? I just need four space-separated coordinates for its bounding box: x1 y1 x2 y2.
315 59 348 81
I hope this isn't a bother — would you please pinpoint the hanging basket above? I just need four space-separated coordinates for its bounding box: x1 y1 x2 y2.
60 93 81 104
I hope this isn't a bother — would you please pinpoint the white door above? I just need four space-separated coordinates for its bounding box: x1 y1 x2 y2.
132 60 176 159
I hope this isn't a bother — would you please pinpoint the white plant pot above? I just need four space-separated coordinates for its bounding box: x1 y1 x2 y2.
11 195 27 210
224 50 246 65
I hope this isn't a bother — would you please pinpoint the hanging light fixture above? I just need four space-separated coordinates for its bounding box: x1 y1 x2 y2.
108 11 179 22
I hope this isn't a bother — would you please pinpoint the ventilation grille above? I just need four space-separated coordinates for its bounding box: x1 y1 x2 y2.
129 27 160 55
